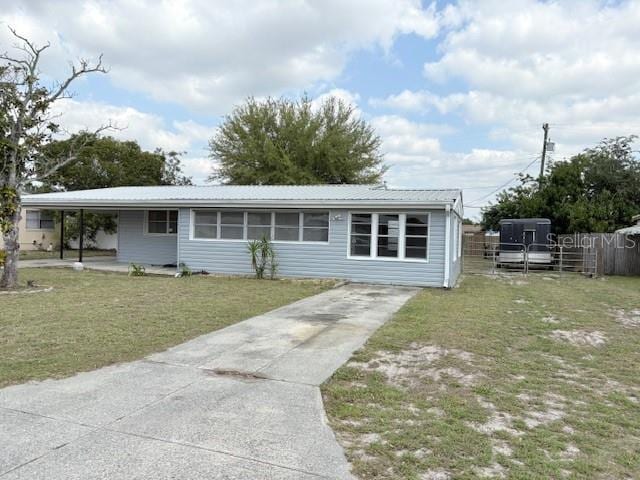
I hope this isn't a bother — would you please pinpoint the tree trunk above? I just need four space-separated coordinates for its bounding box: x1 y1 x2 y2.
0 208 20 289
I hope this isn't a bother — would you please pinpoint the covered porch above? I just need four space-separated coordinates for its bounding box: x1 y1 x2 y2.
23 205 179 269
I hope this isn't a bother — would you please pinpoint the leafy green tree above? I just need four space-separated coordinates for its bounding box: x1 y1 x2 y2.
209 95 386 185
36 135 192 246
39 135 192 190
482 136 640 233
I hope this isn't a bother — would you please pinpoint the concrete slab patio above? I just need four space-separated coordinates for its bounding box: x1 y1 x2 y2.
0 283 418 479
18 256 177 276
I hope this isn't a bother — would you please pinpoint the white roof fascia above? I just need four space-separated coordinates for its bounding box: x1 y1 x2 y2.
22 199 454 209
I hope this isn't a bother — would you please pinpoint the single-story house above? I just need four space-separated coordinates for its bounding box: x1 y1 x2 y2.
21 184 463 287
0 208 59 251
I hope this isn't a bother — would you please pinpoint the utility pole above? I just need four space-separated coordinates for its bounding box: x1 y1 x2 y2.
539 123 550 181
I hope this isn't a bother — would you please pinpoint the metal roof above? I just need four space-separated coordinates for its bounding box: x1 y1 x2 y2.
22 185 462 209
616 225 640 236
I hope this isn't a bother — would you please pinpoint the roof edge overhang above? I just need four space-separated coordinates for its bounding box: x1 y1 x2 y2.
21 199 455 210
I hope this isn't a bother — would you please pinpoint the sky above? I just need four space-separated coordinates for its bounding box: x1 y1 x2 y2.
2 0 640 218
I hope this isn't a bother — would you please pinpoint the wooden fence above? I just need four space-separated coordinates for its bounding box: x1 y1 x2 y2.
557 233 640 276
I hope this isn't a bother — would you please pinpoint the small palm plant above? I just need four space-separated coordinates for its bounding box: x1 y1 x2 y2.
247 235 277 279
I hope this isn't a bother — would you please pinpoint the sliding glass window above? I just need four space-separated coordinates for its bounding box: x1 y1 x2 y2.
193 211 218 239
247 212 272 240
405 213 429 259
350 213 372 256
377 214 400 258
220 211 244 239
275 212 300 241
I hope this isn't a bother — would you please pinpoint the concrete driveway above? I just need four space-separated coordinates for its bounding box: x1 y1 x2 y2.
0 283 418 479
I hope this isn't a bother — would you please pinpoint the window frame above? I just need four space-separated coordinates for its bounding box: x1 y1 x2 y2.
192 210 220 240
25 209 55 231
301 211 330 243
144 209 178 236
188 209 330 244
347 212 431 263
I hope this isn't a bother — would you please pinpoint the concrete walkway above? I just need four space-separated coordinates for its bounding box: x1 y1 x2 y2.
18 256 177 275
0 283 418 479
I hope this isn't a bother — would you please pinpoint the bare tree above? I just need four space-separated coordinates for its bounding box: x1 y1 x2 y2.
0 28 108 288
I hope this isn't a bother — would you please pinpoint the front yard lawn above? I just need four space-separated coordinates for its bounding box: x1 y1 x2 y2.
322 274 640 479
0 268 332 388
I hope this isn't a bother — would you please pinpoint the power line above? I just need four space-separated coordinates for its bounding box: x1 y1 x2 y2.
466 155 540 207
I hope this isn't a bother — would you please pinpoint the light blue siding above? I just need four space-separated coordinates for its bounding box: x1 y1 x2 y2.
117 210 177 265
178 208 447 287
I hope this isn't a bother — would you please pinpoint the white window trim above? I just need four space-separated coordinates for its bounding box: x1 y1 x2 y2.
144 209 178 236
25 209 55 231
188 208 331 244
346 212 431 263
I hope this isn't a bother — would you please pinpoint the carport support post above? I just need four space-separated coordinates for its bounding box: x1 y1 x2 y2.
78 209 84 263
59 210 65 259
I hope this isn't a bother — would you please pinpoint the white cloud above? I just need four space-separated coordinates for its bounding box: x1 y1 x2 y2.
369 114 531 196
50 99 211 152
1 0 438 113
426 0 640 99
372 0 640 174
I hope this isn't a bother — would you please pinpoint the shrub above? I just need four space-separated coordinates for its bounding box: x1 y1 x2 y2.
178 263 192 277
247 236 277 280
128 263 146 276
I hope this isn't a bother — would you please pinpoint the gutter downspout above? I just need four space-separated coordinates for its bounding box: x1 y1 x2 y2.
443 204 451 288
176 208 181 273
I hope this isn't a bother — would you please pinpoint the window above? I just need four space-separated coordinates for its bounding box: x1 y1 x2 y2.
349 212 429 261
147 210 177 234
302 212 329 242
350 213 372 256
193 210 218 239
247 212 272 240
405 213 428 259
275 212 300 241
377 214 400 258
220 211 244 239
25 210 54 230
189 209 330 243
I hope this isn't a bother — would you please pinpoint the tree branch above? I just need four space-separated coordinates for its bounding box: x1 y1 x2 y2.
48 54 108 103
36 123 116 180
8 26 50 58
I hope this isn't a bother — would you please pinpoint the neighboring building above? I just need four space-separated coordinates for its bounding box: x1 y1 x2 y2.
615 214 640 236
463 224 482 234
0 209 60 251
22 185 463 287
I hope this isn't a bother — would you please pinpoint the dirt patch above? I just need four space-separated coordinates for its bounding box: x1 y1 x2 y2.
205 368 268 381
550 330 607 347
541 315 560 324
473 392 567 439
559 443 580 461
0 286 53 295
421 469 451 480
611 308 640 327
348 343 480 390
474 463 506 478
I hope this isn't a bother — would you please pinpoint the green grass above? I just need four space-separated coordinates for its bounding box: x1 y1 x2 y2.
322 274 640 479
19 249 116 260
0 268 332 388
